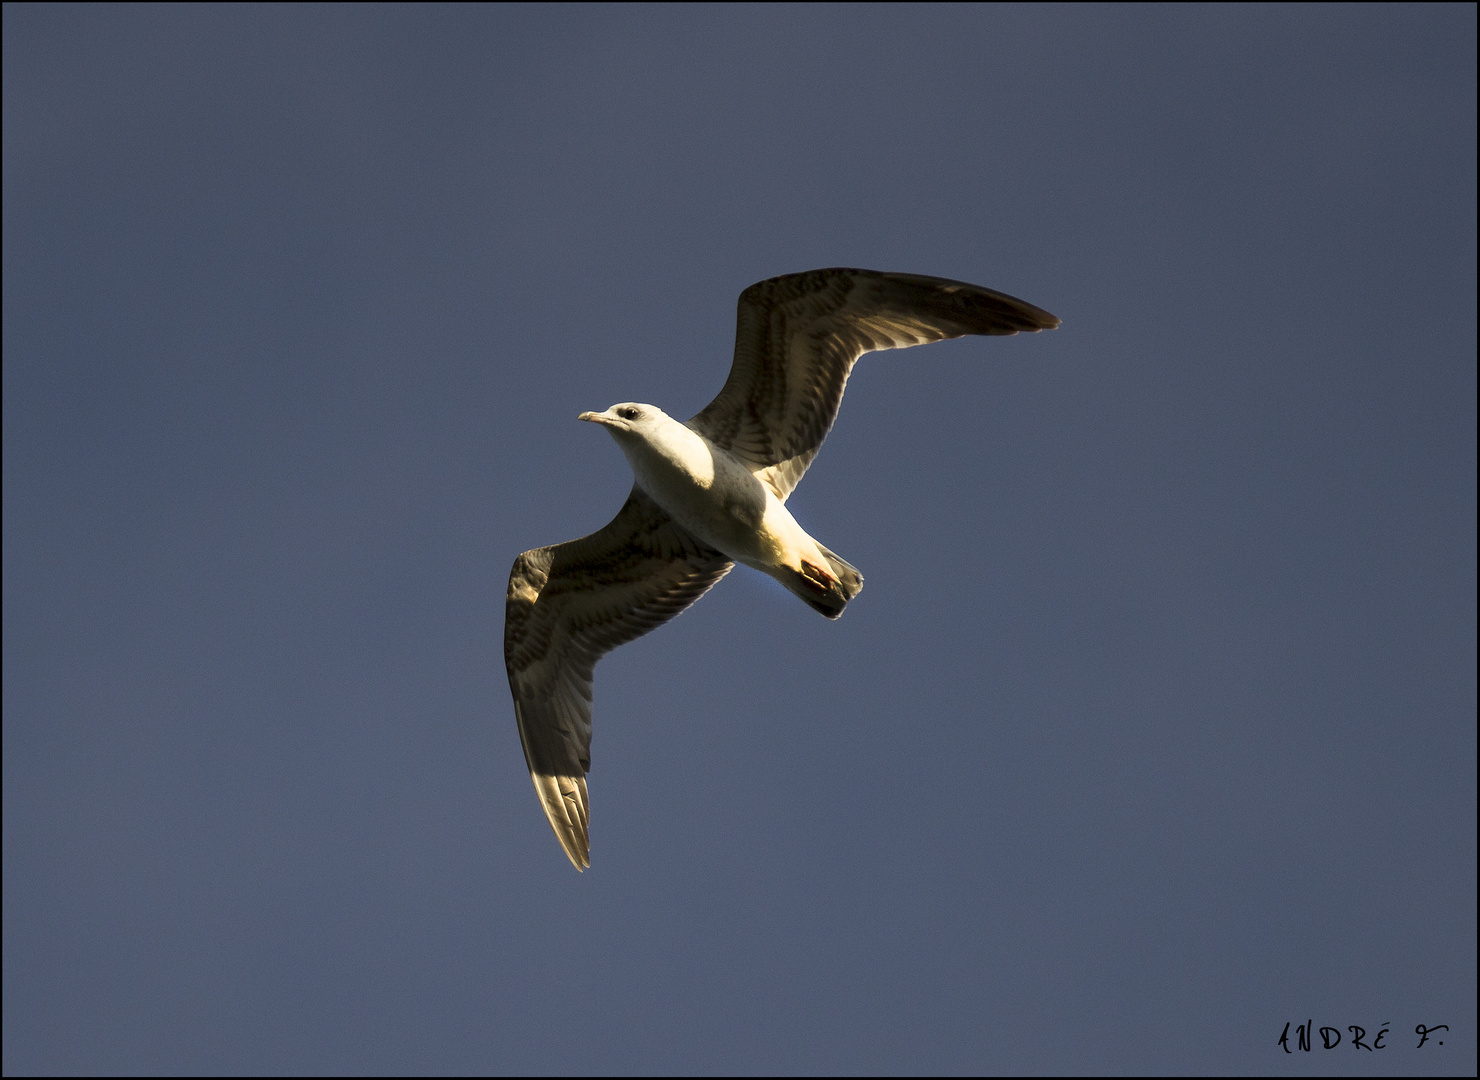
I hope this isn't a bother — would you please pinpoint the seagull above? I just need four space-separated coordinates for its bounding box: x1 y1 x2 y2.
504 268 1059 869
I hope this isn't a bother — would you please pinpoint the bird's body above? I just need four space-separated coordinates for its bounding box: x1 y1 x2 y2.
581 404 857 617
505 267 1059 868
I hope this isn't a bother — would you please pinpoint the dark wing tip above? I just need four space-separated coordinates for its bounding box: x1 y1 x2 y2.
741 266 1059 335
870 269 1060 335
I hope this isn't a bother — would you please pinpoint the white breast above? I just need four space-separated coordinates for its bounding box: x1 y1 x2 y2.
616 416 804 569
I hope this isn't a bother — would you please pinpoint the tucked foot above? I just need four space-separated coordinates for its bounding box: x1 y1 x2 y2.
800 558 839 592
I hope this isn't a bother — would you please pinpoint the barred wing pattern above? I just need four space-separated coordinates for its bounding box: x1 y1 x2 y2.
689 268 1060 500
504 486 732 868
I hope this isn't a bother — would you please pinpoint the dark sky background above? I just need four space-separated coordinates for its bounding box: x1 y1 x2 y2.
4 4 1475 1076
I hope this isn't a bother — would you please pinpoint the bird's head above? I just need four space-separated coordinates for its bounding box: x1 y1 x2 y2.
578 402 667 439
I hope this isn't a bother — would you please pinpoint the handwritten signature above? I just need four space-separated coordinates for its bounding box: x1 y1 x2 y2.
1278 1021 1449 1052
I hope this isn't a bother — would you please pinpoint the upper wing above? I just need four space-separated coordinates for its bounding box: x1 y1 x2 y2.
504 485 733 869
688 268 1060 499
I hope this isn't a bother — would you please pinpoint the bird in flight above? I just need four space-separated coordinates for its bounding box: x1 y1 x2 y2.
504 267 1059 869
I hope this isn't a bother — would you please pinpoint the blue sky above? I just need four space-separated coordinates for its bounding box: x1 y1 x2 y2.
4 4 1475 1075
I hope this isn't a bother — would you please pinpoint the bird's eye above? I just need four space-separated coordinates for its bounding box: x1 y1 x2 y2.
619 407 640 420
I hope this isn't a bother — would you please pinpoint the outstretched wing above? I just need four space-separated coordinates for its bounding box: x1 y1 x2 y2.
504 486 732 869
689 268 1060 499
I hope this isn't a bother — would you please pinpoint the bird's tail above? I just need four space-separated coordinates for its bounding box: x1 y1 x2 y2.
778 543 863 619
